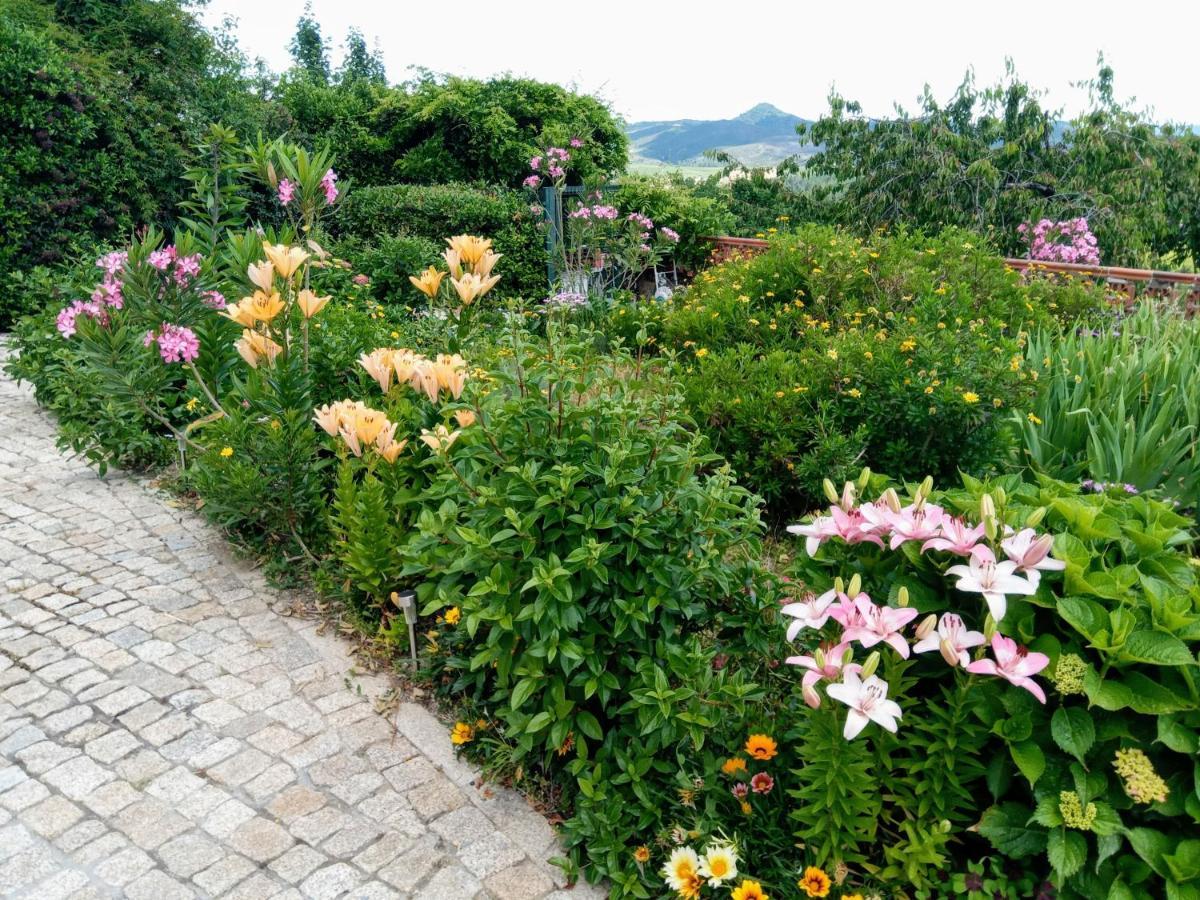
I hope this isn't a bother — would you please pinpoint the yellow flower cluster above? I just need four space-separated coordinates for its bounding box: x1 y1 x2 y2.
312 400 408 463
1114 748 1169 804
1052 653 1088 695
1058 791 1097 831
358 349 468 403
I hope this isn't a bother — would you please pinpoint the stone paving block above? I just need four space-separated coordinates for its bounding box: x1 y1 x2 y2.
0 344 585 900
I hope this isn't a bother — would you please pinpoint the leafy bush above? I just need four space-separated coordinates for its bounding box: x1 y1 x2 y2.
610 175 735 270
1016 304 1200 509
663 225 1105 517
333 182 546 299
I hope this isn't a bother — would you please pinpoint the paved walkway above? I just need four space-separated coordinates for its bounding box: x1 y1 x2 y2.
0 343 599 900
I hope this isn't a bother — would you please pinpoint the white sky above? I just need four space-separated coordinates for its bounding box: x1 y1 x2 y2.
202 0 1200 125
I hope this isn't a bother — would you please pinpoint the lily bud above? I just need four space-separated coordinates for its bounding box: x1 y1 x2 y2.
813 647 827 670
847 574 862 598
912 492 926 513
980 493 996 520
984 515 998 541
1026 506 1046 527
266 161 278 188
860 651 881 679
840 645 854 666
896 586 909 608
939 636 961 667
857 467 872 491
880 487 902 513
823 478 839 504
802 682 822 709
834 576 845 594
994 486 1006 506
919 475 934 498
841 481 857 510
914 613 937 640
983 614 998 641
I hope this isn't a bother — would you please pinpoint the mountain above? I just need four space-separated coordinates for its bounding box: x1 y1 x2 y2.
626 103 812 168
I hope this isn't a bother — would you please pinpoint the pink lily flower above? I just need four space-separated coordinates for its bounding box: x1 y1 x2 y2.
781 590 835 641
966 634 1050 702
826 670 903 739
786 514 840 557
840 595 919 658
887 502 948 548
912 613 986 667
856 500 896 536
785 641 860 708
827 591 870 630
830 506 886 548
921 517 994 561
1001 528 1066 587
945 556 1035 622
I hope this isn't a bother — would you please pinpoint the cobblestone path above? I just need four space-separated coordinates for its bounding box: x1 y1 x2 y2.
0 344 599 899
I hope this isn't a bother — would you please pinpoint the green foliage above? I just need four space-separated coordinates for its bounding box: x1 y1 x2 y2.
287 2 330 84
610 175 735 270
801 62 1200 267
1016 304 1200 508
333 182 546 299
664 225 1104 517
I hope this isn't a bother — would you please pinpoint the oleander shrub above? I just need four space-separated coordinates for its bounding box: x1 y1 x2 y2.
664 225 1107 519
333 183 546 299
610 175 735 271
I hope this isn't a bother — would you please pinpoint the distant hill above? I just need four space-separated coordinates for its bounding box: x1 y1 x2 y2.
627 103 812 168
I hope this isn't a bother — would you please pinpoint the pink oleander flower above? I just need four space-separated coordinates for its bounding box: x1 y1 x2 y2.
56 298 108 337
96 250 128 277
173 253 201 286
320 169 338 204
1001 528 1066 587
627 212 654 230
966 634 1050 702
661 226 680 243
840 595 919 658
352 274 370 286
148 246 177 271
887 502 948 548
912 613 986 667
530 155 543 170
786 513 840 557
523 175 541 189
785 641 860 708
569 207 592 220
826 670 903 740
780 590 835 640
569 137 583 148
749 772 774 794
548 165 565 179
201 290 227 310
922 517 994 561
148 323 200 364
945 555 1035 622
91 277 123 309
278 178 295 206
592 205 619 220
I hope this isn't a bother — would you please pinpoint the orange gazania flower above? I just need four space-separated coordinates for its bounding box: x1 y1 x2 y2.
677 874 703 899
633 846 650 865
721 757 748 776
731 879 768 900
798 866 831 897
443 607 461 626
745 734 778 760
450 722 474 745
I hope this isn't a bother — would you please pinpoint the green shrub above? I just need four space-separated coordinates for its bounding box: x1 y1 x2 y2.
1016 303 1200 508
664 225 1106 518
330 233 444 309
333 182 546 299
610 175 735 271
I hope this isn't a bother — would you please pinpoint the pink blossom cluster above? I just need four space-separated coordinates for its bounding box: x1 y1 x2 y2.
96 251 128 277
201 290 227 310
145 245 202 286
278 178 295 206
544 291 588 308
627 212 654 231
568 204 619 221
143 323 200 364
661 227 680 243
1018 217 1100 265
320 169 338 204
56 299 109 338
529 146 570 181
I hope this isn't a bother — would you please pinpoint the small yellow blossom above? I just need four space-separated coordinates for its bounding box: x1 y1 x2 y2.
444 607 461 626
962 392 980 404
219 446 233 458
450 722 475 745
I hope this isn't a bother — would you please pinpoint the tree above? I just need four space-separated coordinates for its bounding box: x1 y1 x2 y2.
288 2 329 84
338 28 386 86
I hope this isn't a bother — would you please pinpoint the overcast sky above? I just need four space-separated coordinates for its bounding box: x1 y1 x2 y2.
202 0 1200 124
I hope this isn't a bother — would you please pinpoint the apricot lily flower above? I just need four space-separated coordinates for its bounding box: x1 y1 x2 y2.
262 243 309 280
247 260 274 292
296 289 330 318
409 266 446 299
